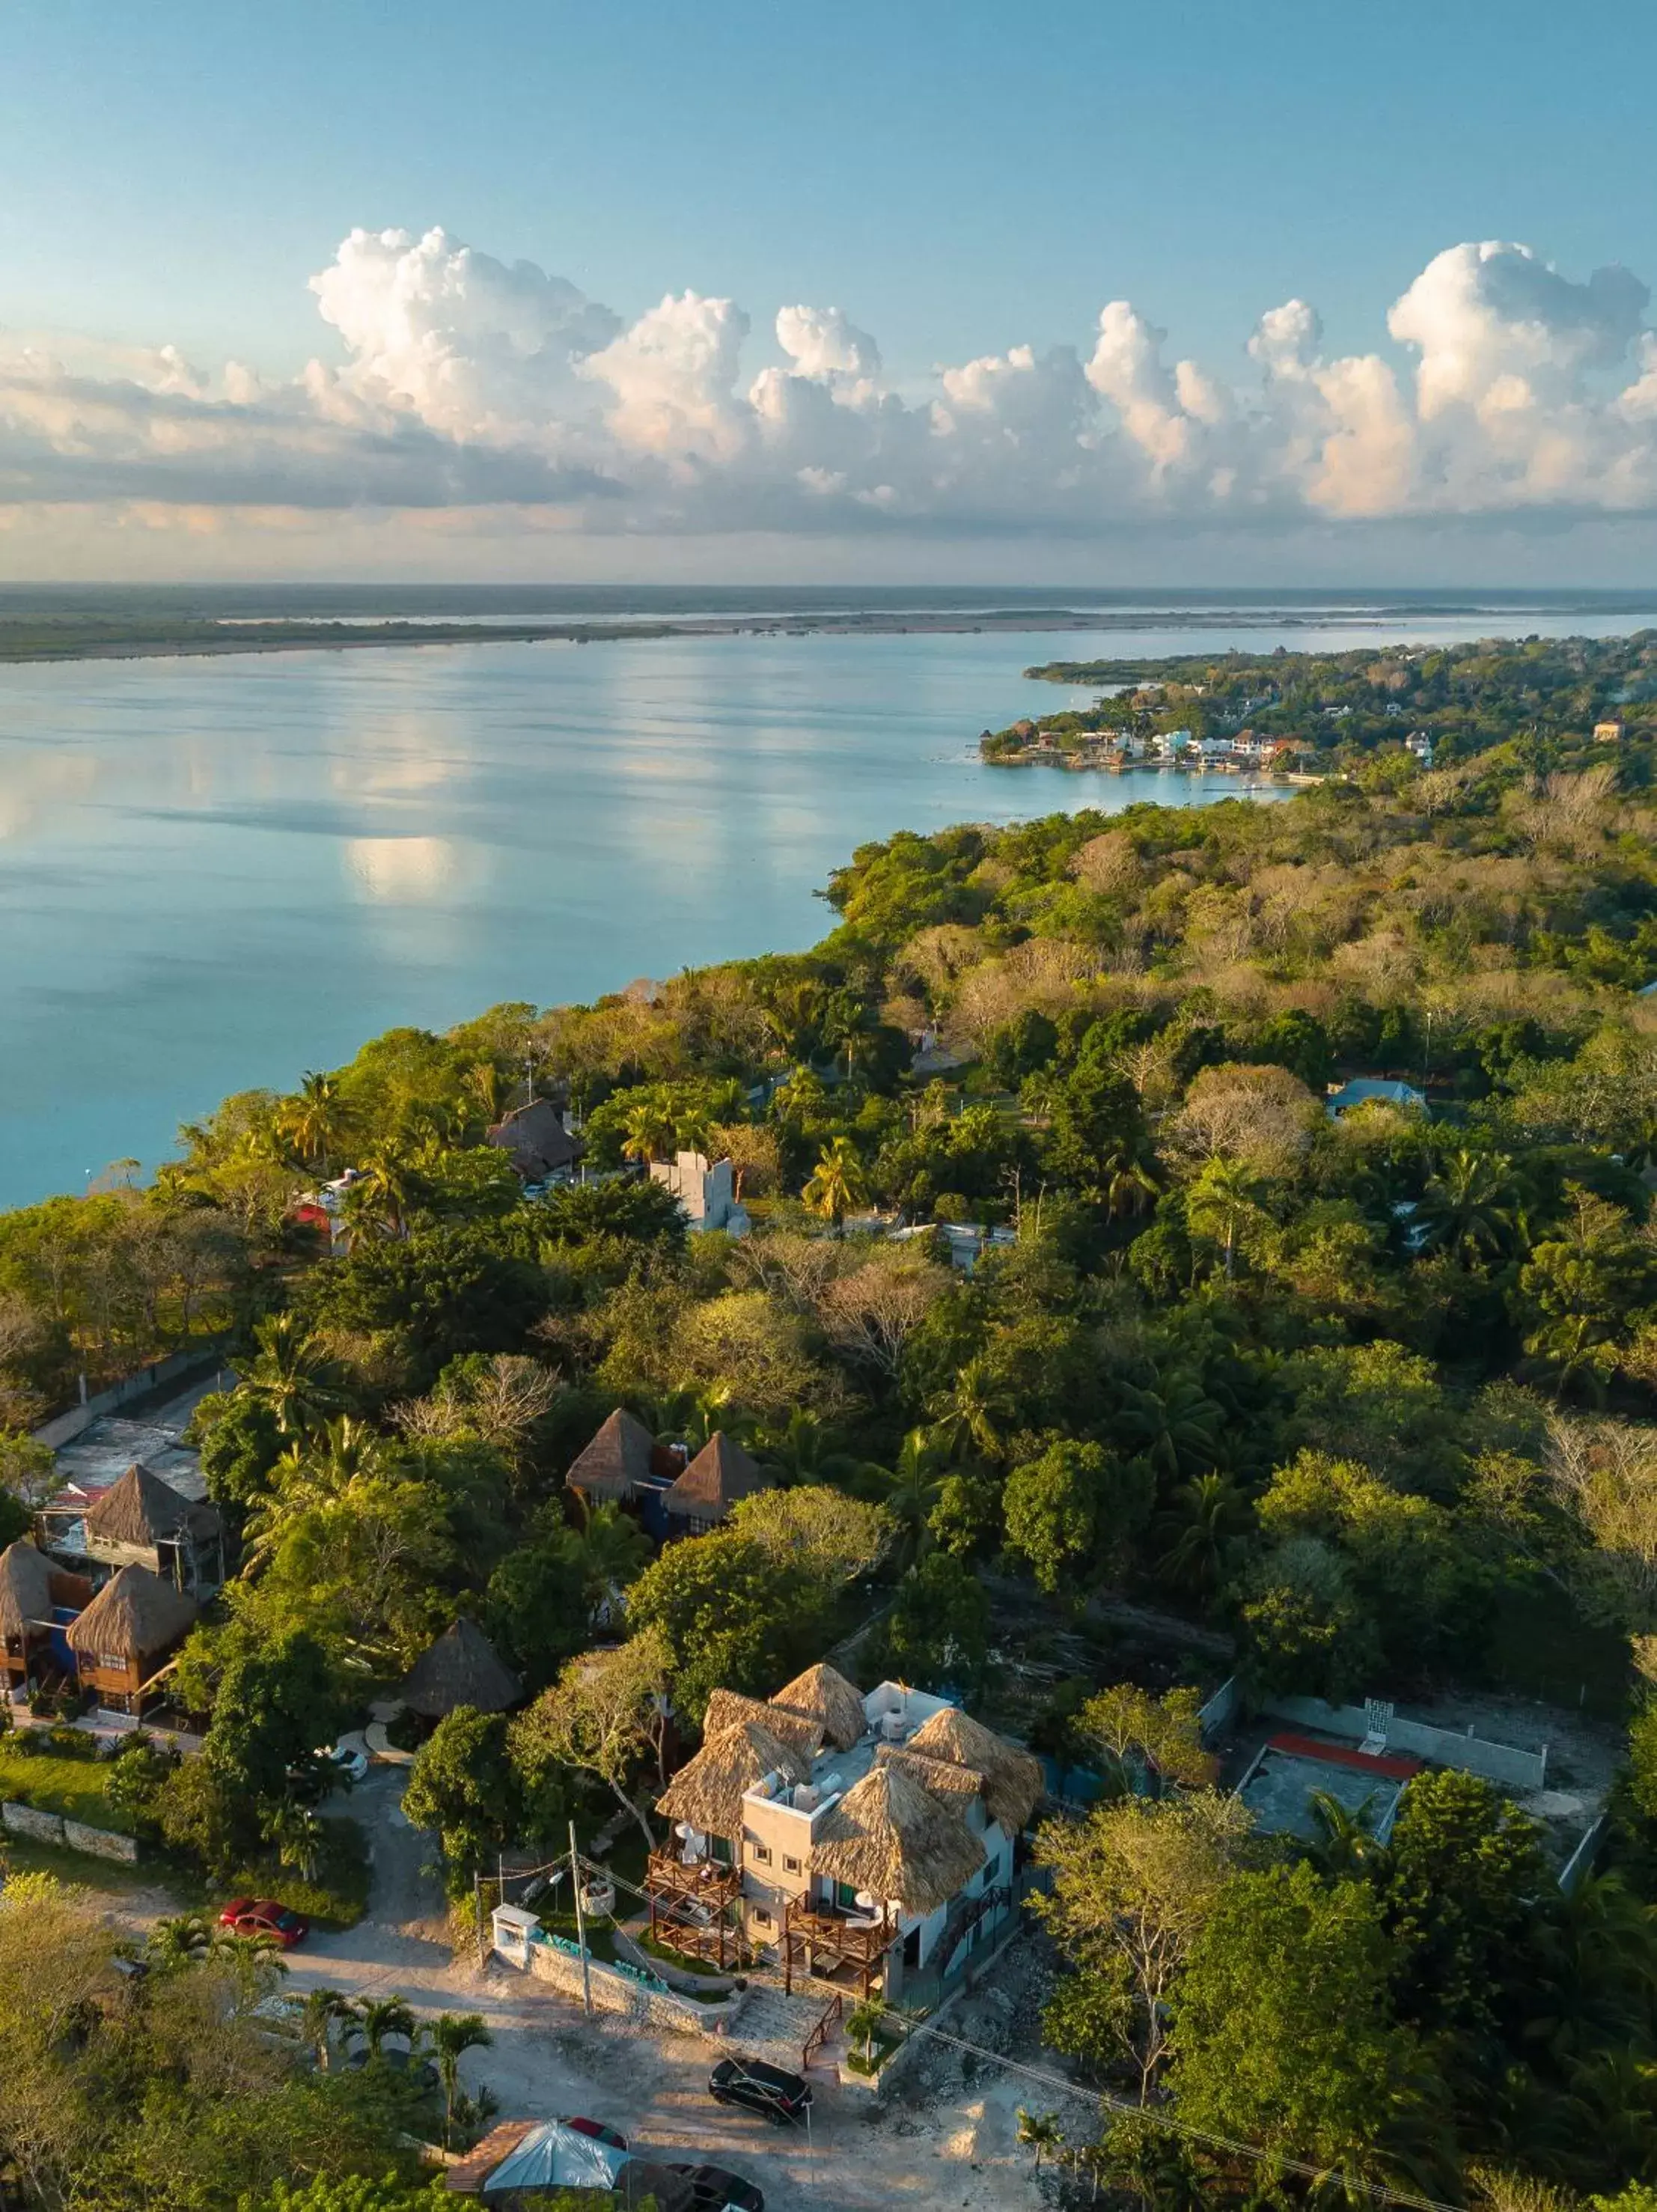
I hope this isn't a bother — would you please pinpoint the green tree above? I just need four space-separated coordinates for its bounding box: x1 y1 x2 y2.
1382 1767 1550 2047
201 1625 350 1813
403 1708 524 1882
509 1629 671 1850
242 1314 346 1441
1034 1789 1250 2102
1186 1156 1271 1279
802 1136 870 1232
423 2011 493 2146
623 1532 805 1719
883 1551 991 1695
1168 1859 1433 2178
1003 1438 1153 1596
1418 1148 1524 1266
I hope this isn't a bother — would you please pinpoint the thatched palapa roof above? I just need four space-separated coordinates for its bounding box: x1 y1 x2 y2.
656 1718 811 1841
564 1408 657 1502
906 1704 1043 1832
662 1431 772 1524
810 1761 985 1916
769 1660 867 1752
85 1463 221 1548
873 1739 985 1807
403 1617 522 1719
0 1538 53 1643
485 1100 581 1182
703 1687 821 1759
64 1564 197 1665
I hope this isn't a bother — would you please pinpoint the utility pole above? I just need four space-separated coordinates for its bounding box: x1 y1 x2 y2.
473 1864 486 1973
569 1822 593 2017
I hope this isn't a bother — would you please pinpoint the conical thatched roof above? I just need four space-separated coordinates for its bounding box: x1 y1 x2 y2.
769 1660 867 1752
873 1740 984 1807
403 1617 521 1719
0 1538 53 1642
85 1462 221 1547
656 1718 811 1841
810 1761 985 1916
564 1408 657 1501
906 1704 1043 1832
64 1564 197 1665
663 1432 771 1523
703 1687 821 1759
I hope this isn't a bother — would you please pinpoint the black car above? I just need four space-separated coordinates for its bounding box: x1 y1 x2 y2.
669 2163 763 2212
707 2056 813 2127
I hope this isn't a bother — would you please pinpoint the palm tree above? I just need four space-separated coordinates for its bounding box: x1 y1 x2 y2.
353 1993 418 2059
1307 1789 1388 1880
569 1502 651 1626
1186 1156 1269 1278
1016 2108 1064 2172
927 1356 1016 1465
297 1984 355 2072
266 1803 329 1884
354 1148 418 1239
1117 1371 1221 1483
242 1313 345 1439
879 1426 948 1567
846 1996 885 2069
242 1416 391 1570
620 1096 677 1169
424 2011 494 2144
1155 1471 1248 1596
822 991 879 1082
802 1136 869 1233
147 1913 218 1973
278 1071 346 1174
1418 1148 1522 1266
466 1061 510 1128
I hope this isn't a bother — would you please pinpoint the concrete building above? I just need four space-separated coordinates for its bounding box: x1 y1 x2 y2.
647 1664 1040 2002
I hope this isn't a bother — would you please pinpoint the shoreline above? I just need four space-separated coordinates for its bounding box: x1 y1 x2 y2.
0 607 1183 669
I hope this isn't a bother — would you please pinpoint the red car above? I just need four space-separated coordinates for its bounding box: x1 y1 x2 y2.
564 2117 629 2153
217 1898 310 1949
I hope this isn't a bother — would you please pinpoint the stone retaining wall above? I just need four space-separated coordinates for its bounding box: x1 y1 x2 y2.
2 1800 139 1863
516 1931 744 2038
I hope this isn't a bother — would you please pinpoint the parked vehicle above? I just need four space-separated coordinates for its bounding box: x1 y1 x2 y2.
343 2043 439 2091
319 1743 370 1785
669 2161 764 2211
564 2116 629 2152
707 2056 813 2126
216 1898 310 1949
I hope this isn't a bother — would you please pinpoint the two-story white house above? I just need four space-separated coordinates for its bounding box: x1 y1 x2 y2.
647 1663 1040 2002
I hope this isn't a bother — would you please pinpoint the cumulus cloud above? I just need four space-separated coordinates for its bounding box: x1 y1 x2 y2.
10 229 1657 535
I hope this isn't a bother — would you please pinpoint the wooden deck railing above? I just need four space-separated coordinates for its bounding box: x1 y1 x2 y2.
802 1991 843 2072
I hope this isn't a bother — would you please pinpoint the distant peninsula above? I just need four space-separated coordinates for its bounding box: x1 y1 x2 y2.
0 605 1169 668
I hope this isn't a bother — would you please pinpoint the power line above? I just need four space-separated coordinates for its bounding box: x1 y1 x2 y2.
531 1853 1466 2211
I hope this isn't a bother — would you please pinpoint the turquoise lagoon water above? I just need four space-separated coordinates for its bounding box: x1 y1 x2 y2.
0 603 1645 1206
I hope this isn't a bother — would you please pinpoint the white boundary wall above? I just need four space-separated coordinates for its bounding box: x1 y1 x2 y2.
1262 1695 1546 1791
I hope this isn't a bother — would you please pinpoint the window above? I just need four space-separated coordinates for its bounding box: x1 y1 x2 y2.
753 1908 772 1928
98 1654 127 1672
783 1853 801 1874
750 1841 772 1865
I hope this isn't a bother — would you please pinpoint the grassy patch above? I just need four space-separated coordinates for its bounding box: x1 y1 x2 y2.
0 1743 132 1833
843 2025 904 2076
0 1831 174 1898
537 1909 623 1966
635 1925 750 1977
216 1816 370 1930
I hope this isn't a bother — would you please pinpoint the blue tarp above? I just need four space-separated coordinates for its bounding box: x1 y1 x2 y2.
482 2121 625 2193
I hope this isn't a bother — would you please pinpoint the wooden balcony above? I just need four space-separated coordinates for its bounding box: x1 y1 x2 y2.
644 1849 743 1972
781 1899 894 1997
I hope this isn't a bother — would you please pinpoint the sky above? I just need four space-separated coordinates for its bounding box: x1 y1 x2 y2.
5 0 1657 582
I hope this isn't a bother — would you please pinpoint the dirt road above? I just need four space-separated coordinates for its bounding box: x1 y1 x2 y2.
277 1770 1049 2211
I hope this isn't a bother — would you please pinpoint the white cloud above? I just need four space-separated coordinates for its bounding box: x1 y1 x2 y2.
9 230 1657 540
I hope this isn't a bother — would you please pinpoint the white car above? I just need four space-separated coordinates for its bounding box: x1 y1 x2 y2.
317 1743 370 1785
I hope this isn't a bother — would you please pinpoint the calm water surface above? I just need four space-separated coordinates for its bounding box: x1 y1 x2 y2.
0 608 1643 1205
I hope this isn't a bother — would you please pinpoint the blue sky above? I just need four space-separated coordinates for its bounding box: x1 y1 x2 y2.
2 0 1656 579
